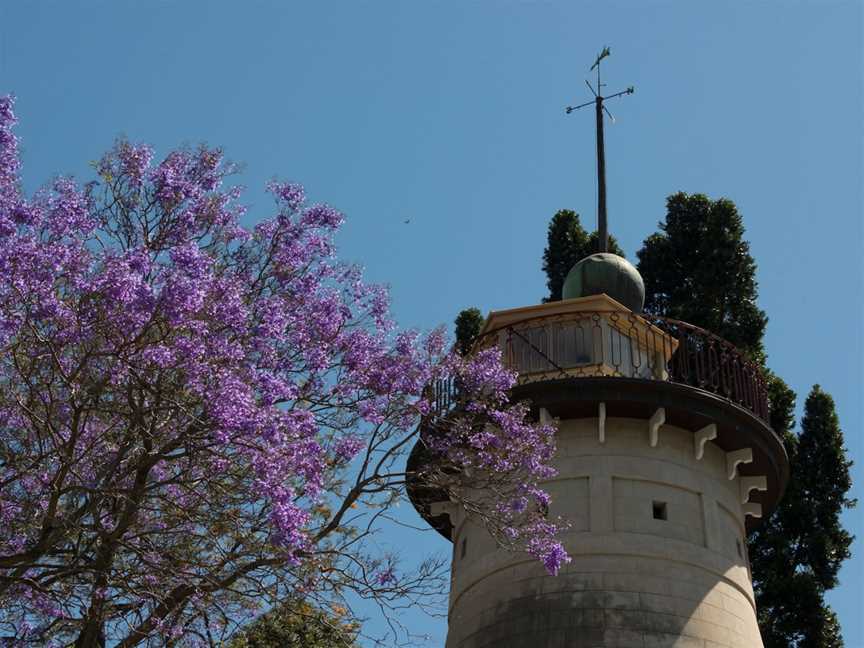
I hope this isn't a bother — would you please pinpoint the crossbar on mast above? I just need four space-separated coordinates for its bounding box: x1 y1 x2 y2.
565 47 634 253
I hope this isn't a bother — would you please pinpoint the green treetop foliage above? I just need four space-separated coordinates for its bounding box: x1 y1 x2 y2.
750 386 855 648
454 307 485 356
765 369 797 444
542 209 624 302
787 386 855 591
227 600 359 648
636 192 767 358
635 191 794 438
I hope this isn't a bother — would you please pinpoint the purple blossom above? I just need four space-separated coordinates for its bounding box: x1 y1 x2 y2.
540 542 571 576
118 140 153 183
267 180 306 212
100 139 153 186
0 96 22 225
300 203 344 229
334 435 366 462
374 567 397 586
169 240 212 277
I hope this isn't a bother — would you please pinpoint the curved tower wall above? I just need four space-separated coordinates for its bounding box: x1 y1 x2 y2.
444 416 764 648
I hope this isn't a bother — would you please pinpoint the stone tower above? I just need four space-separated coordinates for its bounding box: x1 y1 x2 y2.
408 253 788 647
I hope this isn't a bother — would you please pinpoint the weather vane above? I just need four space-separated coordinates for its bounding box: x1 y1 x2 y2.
566 46 634 253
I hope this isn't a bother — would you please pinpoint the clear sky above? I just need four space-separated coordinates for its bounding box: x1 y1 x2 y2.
2 1 862 645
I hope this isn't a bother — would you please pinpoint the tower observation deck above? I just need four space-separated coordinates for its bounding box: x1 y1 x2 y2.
407 260 788 647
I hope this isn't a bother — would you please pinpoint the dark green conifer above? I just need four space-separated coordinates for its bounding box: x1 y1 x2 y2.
541 209 624 302
636 192 767 357
752 386 854 648
454 307 484 356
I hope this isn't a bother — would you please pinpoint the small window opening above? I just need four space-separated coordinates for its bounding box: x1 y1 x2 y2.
735 538 743 559
460 537 467 559
652 501 668 521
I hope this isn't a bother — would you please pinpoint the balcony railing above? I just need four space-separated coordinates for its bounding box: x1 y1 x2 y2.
431 310 770 424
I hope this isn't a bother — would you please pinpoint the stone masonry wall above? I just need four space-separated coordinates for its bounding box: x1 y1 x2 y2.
445 417 764 648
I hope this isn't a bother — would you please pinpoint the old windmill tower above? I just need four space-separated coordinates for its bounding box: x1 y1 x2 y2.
408 49 787 648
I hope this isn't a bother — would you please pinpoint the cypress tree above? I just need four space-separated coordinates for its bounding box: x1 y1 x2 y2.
541 209 624 302
635 191 792 433
752 386 855 647
793 387 854 591
454 307 485 356
636 192 767 357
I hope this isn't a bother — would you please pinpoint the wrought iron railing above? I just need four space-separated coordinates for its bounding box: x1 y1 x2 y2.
431 310 769 424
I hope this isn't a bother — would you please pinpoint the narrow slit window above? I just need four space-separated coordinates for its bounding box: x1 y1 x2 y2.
736 538 743 558
461 537 467 559
652 501 668 521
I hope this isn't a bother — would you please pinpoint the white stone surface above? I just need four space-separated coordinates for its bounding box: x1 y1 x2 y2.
445 417 765 648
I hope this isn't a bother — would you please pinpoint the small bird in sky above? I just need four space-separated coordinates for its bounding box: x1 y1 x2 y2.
403 218 411 224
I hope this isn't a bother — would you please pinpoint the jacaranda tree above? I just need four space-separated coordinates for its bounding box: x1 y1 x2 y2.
0 97 568 647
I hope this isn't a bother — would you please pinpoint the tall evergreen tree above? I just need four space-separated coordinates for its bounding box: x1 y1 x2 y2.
636 192 767 357
636 192 854 645
541 209 624 302
765 369 797 443
751 386 855 648
454 307 485 356
635 191 792 434
792 387 854 590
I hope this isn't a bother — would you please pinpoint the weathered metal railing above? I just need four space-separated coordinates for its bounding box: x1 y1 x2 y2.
431 310 769 424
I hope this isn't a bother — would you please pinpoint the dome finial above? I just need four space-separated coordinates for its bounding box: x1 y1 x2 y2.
562 252 645 312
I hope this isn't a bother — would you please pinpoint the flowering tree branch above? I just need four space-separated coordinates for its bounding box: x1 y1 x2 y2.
0 96 568 647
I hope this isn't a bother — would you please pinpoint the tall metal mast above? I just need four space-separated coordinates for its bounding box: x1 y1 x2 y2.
566 47 634 253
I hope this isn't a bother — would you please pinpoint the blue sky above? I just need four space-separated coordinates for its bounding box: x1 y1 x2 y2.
2 1 862 645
